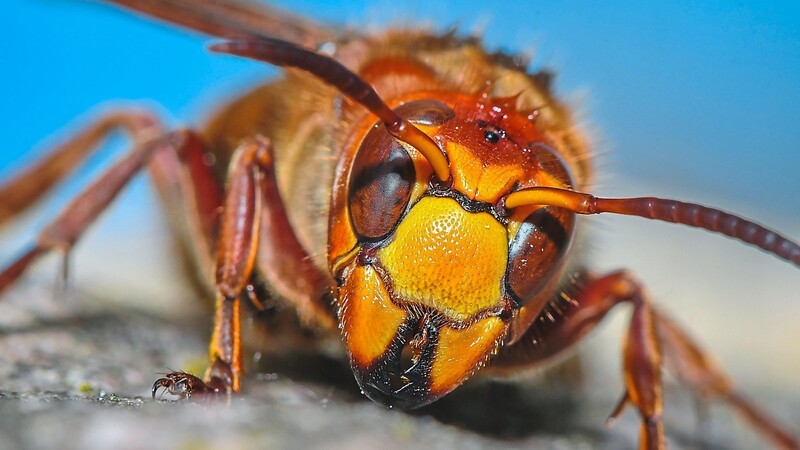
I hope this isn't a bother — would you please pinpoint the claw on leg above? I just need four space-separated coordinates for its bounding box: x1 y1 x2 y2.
152 372 213 400
152 359 234 400
606 392 630 427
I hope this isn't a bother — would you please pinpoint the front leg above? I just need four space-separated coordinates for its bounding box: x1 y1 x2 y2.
153 135 335 399
154 136 269 398
493 271 798 449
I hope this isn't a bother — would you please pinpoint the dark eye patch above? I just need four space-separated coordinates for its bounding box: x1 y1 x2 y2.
507 208 573 303
349 126 415 241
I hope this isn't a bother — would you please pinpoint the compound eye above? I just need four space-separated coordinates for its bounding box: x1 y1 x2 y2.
349 125 415 241
507 208 574 303
348 100 453 241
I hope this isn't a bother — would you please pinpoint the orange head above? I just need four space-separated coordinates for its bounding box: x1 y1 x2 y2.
329 94 577 408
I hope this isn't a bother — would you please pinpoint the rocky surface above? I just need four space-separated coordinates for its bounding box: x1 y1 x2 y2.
1 277 797 450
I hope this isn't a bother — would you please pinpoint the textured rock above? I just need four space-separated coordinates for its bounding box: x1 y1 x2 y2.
1 277 797 450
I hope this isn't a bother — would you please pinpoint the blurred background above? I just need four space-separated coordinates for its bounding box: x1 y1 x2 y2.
2 0 799 447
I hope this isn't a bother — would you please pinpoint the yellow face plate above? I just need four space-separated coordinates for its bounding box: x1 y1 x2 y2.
377 196 508 321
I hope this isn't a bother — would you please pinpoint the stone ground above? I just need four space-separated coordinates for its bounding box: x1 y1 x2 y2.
1 278 797 450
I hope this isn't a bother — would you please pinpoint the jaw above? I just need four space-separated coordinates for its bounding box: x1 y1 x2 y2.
353 314 439 409
352 314 508 409
337 264 509 409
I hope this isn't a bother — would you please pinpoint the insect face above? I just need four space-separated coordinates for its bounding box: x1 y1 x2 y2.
331 93 577 407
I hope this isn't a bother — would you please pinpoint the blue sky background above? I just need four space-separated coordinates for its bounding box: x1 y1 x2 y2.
4 0 800 223
2 0 799 259
1 0 798 245
5 0 800 208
